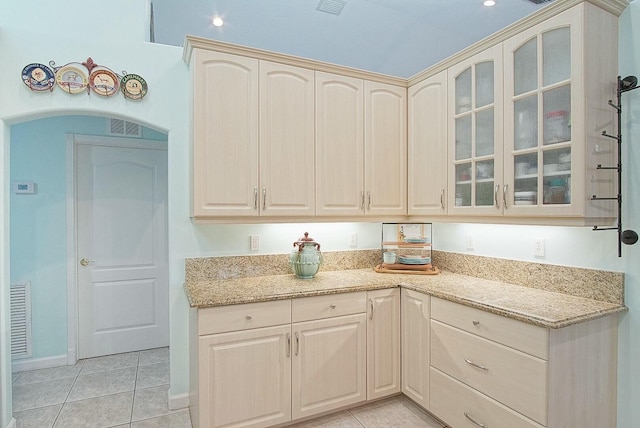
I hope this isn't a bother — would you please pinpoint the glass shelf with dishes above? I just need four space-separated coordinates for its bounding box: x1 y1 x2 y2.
380 223 433 270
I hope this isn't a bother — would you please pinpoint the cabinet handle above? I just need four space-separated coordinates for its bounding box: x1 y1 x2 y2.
286 333 291 357
494 184 500 208
503 184 508 209
367 191 371 210
254 187 258 210
440 188 445 210
295 332 300 356
369 298 374 320
360 191 365 210
472 320 480 326
464 412 489 428
262 187 267 210
464 358 489 371
245 315 252 320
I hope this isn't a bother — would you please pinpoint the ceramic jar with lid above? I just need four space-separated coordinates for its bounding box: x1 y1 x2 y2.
290 232 322 279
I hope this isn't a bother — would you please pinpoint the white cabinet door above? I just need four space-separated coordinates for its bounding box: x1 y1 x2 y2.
502 4 616 223
447 44 504 216
191 50 259 217
198 325 292 428
292 313 367 420
401 289 430 410
316 73 407 218
315 71 365 216
408 70 448 216
366 288 401 400
364 82 407 216
259 61 315 216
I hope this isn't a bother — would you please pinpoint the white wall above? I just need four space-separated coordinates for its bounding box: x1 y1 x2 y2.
0 0 193 423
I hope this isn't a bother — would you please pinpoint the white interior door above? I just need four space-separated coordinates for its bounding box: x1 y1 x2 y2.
76 138 168 359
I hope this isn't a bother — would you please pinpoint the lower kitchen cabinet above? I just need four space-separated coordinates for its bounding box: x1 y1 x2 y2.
197 325 292 428
190 288 618 428
292 313 367 420
429 297 618 428
400 288 430 410
190 292 368 428
366 288 400 400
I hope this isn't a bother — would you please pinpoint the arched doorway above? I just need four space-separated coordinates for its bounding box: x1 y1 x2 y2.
9 114 169 368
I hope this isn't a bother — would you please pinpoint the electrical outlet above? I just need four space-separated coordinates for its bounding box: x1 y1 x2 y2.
349 233 357 248
250 235 260 251
466 234 475 251
534 238 545 257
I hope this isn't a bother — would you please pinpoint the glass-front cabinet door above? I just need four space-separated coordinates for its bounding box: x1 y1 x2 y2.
503 7 583 217
448 44 503 215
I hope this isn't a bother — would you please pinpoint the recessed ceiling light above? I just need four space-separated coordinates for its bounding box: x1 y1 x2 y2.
212 16 224 27
484 0 496 6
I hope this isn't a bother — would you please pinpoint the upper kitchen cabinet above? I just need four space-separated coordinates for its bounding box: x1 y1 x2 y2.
191 50 259 218
315 72 364 217
447 44 504 217
259 61 315 217
190 50 314 219
408 70 448 217
316 72 407 217
502 3 617 224
365 81 407 216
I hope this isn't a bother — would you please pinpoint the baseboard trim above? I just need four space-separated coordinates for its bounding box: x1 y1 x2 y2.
168 390 190 411
11 354 68 373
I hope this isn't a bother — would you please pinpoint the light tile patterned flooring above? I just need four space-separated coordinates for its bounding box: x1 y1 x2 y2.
12 347 446 428
11 347 190 428
289 395 446 428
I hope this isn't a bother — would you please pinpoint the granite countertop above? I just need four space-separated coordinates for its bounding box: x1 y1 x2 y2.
184 268 626 329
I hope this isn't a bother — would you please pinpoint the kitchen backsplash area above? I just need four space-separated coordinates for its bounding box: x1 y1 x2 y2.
185 250 624 305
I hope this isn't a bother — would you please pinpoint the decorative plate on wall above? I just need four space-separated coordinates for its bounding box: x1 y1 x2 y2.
121 73 148 100
55 63 89 94
89 67 120 96
21 63 55 91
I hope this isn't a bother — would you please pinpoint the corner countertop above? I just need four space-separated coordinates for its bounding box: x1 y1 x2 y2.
184 268 626 329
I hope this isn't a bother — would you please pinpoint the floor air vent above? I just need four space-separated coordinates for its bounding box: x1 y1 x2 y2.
317 0 346 16
10 282 32 360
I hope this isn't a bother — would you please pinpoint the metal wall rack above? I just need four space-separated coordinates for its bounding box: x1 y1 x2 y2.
592 75 639 257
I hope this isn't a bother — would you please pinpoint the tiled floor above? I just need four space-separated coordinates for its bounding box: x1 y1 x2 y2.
289 395 446 428
12 348 445 428
11 347 190 428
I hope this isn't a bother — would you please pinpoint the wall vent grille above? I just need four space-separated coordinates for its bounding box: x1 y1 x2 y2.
109 118 142 138
317 0 346 16
10 282 32 360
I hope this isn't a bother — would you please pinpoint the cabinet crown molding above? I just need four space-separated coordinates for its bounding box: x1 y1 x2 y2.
183 35 406 87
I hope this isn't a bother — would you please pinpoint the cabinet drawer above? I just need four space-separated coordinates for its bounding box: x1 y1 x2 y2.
198 299 291 335
431 320 547 425
292 292 366 323
431 297 548 359
430 368 544 428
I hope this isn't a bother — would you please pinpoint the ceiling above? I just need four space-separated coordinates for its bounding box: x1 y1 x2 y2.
150 0 554 78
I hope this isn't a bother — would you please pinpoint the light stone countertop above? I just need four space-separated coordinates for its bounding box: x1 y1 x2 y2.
184 268 626 329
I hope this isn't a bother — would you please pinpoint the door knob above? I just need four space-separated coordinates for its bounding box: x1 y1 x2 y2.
80 258 94 266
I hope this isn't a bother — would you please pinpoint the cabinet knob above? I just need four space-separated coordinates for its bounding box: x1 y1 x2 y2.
330 304 336 309
472 320 480 326
245 315 252 320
